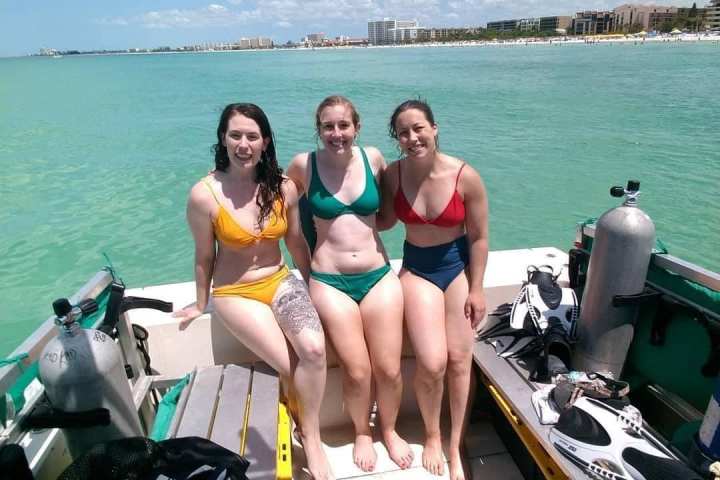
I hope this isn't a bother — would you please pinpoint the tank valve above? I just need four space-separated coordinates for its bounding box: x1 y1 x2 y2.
610 180 641 205
52 298 99 331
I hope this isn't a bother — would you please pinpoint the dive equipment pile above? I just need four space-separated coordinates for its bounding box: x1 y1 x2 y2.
479 264 578 380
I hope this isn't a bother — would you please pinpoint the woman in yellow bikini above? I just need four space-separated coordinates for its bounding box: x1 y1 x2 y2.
174 103 333 480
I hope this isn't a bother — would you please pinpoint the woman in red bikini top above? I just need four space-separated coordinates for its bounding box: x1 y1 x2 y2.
378 99 489 480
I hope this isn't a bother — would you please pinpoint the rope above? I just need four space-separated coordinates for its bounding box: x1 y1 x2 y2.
102 252 119 281
0 353 28 368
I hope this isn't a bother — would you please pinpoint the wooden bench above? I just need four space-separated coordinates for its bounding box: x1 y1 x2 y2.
166 363 282 480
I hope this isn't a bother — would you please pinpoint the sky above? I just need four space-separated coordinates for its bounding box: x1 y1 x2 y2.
0 0 700 57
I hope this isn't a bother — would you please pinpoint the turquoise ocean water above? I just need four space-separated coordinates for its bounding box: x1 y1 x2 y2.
1 43 719 356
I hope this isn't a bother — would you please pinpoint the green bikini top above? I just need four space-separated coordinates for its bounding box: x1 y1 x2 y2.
308 147 380 219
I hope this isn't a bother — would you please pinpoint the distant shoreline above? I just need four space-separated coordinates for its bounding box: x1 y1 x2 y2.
11 33 720 59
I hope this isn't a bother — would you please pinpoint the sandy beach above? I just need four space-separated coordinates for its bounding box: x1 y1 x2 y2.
358 33 720 49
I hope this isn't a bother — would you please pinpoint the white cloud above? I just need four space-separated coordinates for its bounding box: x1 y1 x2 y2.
97 17 130 26
125 4 263 28
101 0 700 31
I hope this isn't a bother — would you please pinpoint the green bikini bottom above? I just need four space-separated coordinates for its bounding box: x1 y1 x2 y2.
310 264 391 303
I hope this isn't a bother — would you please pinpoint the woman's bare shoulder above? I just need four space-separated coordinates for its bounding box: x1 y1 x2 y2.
363 145 391 172
454 161 485 197
189 175 220 208
290 151 311 169
281 176 301 203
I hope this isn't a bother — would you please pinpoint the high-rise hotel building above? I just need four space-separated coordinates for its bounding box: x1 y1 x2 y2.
708 0 720 28
368 19 419 45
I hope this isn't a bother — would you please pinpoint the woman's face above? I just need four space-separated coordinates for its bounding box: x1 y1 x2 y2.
394 108 438 159
318 104 358 156
222 113 269 169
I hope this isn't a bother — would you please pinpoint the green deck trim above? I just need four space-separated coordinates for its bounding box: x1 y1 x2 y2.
149 374 191 441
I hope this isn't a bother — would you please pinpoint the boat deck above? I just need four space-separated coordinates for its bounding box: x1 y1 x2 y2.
125 246 570 479
473 337 585 479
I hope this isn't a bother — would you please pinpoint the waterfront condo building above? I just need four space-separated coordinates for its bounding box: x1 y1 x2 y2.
707 0 720 28
572 11 614 34
368 19 419 44
613 4 677 32
486 16 571 33
429 27 483 40
306 33 326 43
237 37 273 49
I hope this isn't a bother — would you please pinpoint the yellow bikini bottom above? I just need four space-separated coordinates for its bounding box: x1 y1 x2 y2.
212 265 290 306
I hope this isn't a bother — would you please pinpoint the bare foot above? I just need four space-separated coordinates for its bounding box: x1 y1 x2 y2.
448 448 466 480
303 435 334 480
422 434 445 476
353 433 377 472
382 429 414 469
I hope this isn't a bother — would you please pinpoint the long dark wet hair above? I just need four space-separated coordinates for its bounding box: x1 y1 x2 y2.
388 99 439 148
213 103 284 228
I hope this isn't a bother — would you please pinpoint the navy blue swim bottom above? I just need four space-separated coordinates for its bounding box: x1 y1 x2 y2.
402 236 469 291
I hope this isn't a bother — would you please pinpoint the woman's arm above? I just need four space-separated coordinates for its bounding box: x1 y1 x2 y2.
174 183 216 330
462 165 489 329
283 178 312 283
376 159 399 232
286 152 309 193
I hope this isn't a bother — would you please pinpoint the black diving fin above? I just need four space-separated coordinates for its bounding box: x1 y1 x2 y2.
549 397 702 479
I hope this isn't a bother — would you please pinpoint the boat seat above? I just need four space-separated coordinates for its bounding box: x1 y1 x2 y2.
167 362 283 480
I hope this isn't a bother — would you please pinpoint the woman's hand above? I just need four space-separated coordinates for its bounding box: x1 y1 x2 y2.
172 303 205 331
464 289 486 330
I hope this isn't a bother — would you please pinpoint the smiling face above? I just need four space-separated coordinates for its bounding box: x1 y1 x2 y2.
222 113 269 169
393 108 438 159
317 103 359 156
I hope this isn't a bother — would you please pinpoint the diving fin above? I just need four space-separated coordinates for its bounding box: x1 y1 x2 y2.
530 318 573 383
481 298 542 358
549 397 701 479
510 265 579 337
477 303 513 341
482 325 543 358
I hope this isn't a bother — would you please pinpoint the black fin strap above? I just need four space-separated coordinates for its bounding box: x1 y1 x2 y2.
650 295 678 346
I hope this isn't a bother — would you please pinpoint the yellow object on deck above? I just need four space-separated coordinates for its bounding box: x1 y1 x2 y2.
276 401 293 480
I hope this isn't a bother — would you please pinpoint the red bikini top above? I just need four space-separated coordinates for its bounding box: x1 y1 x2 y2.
394 163 466 227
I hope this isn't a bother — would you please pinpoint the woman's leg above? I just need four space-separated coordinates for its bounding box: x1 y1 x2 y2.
443 272 474 480
400 270 448 476
272 275 332 480
213 296 294 375
360 272 413 469
310 278 376 472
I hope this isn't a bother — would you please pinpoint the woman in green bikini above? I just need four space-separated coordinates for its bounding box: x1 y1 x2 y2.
288 95 413 473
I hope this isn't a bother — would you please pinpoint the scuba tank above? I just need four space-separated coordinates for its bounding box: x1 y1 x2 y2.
38 297 142 459
572 180 655 378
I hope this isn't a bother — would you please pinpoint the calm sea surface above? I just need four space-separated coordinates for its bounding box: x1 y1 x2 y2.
1 43 719 356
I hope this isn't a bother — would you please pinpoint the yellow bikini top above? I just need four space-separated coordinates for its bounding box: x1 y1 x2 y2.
202 178 287 248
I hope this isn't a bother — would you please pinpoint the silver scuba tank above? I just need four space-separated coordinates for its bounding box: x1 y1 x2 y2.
38 298 142 459
572 180 656 378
